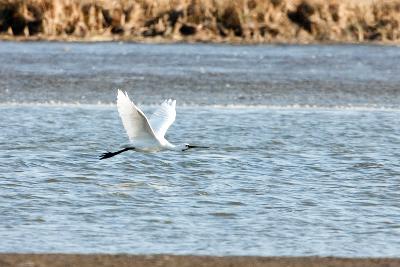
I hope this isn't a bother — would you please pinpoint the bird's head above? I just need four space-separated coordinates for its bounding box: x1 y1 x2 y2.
180 143 209 151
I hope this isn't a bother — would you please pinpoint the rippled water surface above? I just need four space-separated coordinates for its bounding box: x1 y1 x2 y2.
1 42 400 256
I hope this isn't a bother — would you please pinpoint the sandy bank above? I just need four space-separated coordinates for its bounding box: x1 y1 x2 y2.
1 0 400 44
0 254 399 267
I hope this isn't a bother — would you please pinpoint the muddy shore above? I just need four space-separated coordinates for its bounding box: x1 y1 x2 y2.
1 0 400 44
1 254 400 267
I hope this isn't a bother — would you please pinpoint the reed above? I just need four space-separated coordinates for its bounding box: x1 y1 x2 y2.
1 0 400 43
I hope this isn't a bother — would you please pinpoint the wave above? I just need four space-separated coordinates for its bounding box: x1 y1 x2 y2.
1 101 400 112
0 101 116 108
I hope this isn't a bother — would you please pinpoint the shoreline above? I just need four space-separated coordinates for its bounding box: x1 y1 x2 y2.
1 34 399 46
1 254 399 267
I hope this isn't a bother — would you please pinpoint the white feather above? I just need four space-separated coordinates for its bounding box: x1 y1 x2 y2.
149 99 176 138
116 90 160 148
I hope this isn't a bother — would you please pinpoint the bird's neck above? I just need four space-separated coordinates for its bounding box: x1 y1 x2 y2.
163 140 177 150
165 142 187 151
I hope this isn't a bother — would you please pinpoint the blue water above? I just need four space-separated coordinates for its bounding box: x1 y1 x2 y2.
1 42 400 256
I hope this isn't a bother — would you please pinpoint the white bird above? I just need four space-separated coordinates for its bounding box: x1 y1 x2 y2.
100 90 208 159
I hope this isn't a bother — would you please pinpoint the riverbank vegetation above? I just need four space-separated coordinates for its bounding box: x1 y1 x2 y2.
1 0 400 43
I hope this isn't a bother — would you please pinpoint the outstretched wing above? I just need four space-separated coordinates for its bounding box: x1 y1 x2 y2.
149 99 176 138
117 89 158 142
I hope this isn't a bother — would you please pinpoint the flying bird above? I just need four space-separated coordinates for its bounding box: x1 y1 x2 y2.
100 90 208 159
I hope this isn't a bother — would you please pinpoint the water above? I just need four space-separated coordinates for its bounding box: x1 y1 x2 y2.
1 42 400 107
1 42 400 256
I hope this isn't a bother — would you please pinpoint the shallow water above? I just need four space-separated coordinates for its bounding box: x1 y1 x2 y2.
1 42 400 107
1 42 400 256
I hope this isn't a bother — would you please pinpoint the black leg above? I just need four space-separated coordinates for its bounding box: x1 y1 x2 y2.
99 147 135 160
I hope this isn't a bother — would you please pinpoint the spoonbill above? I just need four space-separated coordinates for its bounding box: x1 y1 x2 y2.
100 90 208 159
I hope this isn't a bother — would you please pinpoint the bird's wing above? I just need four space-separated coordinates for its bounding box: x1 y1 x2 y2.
117 89 158 142
149 99 176 138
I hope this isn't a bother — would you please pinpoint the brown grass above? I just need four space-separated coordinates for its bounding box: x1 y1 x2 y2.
1 0 400 43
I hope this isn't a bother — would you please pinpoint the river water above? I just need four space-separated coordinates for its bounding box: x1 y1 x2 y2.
0 42 399 256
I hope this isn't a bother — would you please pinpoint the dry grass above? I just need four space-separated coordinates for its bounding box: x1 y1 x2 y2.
1 0 400 43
